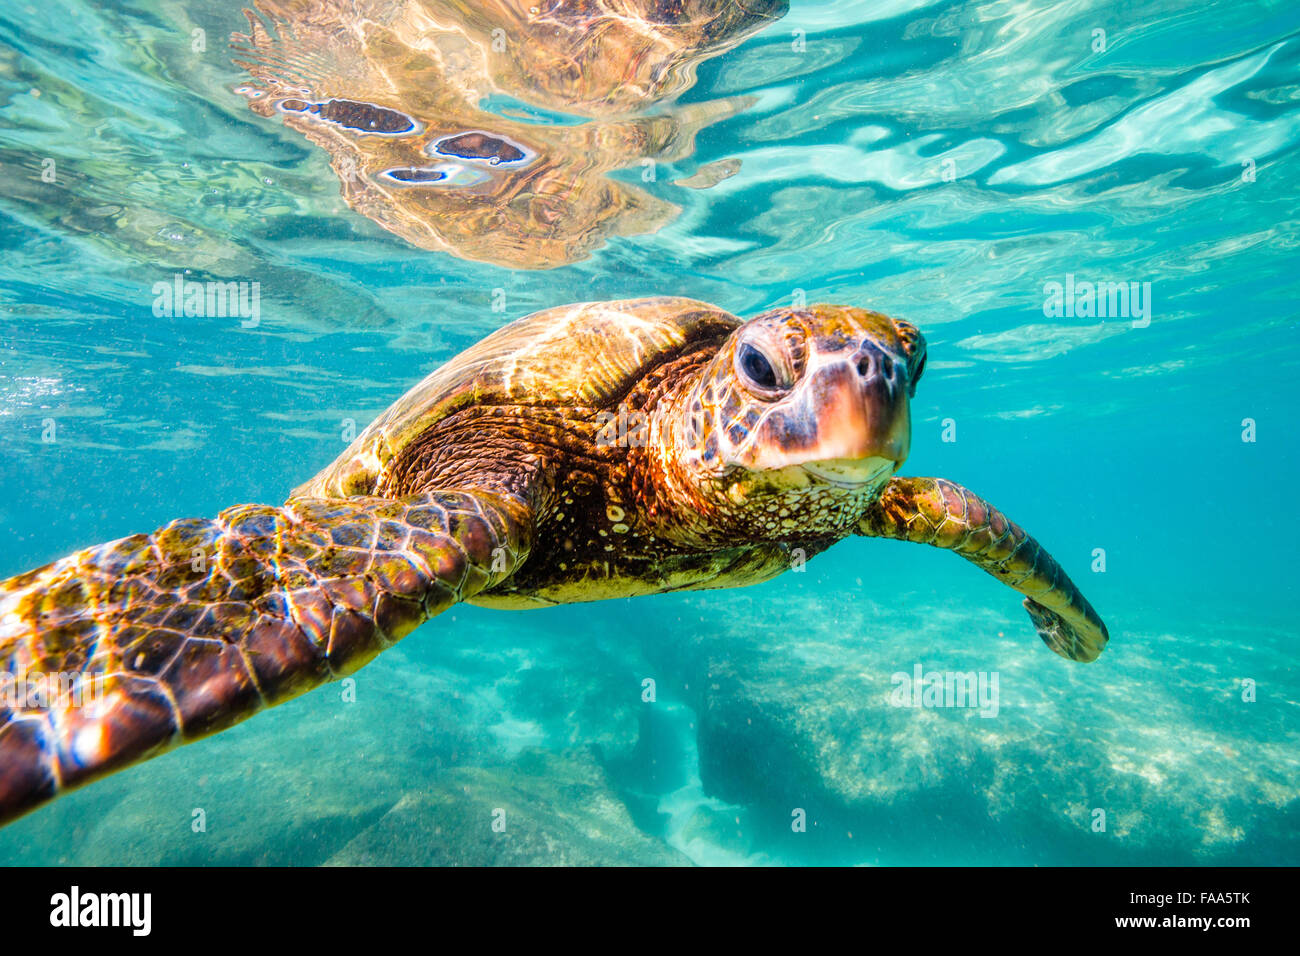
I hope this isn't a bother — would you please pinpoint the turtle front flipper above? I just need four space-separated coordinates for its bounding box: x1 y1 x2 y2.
0 490 530 826
857 477 1109 662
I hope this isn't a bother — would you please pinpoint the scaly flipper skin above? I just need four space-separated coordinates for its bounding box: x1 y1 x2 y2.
857 477 1108 662
0 490 530 825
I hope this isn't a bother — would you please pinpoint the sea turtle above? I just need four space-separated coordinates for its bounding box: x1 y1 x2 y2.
231 0 784 266
0 297 1108 826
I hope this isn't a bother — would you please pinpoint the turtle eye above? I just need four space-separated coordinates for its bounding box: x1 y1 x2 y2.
736 342 785 398
908 351 926 397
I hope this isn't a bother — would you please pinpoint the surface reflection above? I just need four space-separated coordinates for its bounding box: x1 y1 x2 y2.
232 0 786 268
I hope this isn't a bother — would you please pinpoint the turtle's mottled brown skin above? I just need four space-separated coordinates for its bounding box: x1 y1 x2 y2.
0 298 1108 825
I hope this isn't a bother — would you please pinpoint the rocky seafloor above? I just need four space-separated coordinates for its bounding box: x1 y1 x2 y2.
1 567 1295 867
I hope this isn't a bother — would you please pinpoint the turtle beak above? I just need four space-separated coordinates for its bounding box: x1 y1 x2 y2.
803 340 911 469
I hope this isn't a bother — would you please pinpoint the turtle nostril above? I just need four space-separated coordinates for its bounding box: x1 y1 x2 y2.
855 347 900 387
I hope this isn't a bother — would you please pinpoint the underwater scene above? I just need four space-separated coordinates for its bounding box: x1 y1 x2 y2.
0 0 1297 868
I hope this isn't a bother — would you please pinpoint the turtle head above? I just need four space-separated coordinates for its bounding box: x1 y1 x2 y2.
655 305 926 541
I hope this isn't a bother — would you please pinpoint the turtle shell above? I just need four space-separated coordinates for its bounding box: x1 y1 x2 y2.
292 296 740 499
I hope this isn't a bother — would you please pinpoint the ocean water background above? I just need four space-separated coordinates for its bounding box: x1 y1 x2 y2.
0 0 1297 865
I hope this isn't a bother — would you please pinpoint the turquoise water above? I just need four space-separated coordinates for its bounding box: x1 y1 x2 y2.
0 0 1297 865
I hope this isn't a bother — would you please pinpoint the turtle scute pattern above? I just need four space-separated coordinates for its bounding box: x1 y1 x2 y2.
295 297 741 500
0 490 529 824
859 477 1109 663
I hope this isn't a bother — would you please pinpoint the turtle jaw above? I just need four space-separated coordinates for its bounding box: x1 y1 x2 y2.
803 455 898 489
721 455 898 501
717 455 898 512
